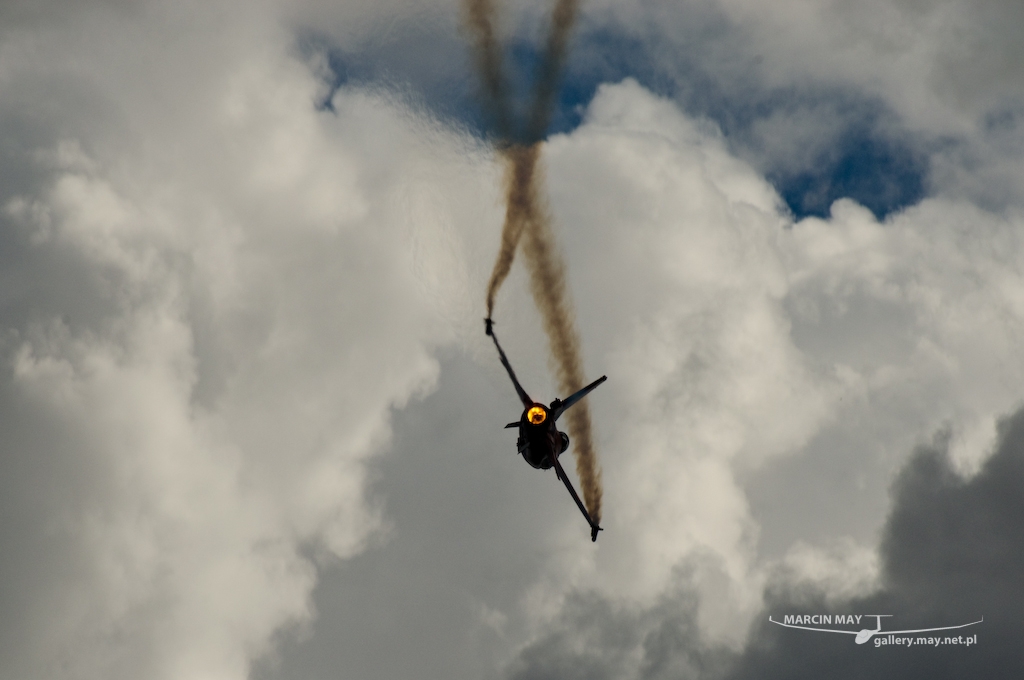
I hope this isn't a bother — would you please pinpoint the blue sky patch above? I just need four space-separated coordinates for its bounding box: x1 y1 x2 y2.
773 132 926 220
300 20 929 221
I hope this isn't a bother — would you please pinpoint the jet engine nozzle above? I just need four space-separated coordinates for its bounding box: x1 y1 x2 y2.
527 405 547 425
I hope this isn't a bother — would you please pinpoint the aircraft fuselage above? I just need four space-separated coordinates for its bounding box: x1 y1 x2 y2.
514 403 570 470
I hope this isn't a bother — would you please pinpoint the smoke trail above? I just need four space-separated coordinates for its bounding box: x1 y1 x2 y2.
463 0 513 142
525 0 580 142
463 0 579 145
519 176 602 523
485 144 537 317
480 0 581 319
463 0 524 318
465 0 602 525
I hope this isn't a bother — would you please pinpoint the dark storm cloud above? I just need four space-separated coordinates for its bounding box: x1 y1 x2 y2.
502 406 1024 679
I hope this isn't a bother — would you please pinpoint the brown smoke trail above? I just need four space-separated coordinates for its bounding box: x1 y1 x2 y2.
482 0 581 317
484 144 537 317
464 0 602 524
525 0 580 141
519 171 602 523
463 0 524 317
463 0 513 142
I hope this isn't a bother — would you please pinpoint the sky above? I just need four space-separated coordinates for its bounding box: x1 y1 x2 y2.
0 0 1022 678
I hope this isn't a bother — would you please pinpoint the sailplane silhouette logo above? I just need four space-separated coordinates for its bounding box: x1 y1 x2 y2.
768 614 984 644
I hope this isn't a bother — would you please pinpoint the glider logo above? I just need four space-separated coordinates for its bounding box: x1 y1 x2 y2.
768 614 983 645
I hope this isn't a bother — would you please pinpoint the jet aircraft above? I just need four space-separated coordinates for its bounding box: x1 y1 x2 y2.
485 318 605 541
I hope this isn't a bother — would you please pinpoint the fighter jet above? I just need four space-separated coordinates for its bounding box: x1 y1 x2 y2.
485 318 605 541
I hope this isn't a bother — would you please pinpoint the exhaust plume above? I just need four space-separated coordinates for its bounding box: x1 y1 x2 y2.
464 0 602 524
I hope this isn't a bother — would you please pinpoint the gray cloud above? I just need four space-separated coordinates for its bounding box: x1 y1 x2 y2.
252 354 577 680
502 406 1024 679
504 572 736 680
5 2 1024 679
267 78 1024 679
732 410 1024 678
0 2 498 677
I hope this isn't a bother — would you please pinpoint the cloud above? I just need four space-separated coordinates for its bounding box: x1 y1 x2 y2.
500 404 1024 680
544 0 1024 217
539 76 1024 585
471 77 1024 677
279 0 1024 218
504 586 729 680
5 2 1024 679
731 407 1024 679
0 2 499 678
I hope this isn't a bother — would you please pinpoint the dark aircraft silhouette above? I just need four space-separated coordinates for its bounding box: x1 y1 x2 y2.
485 318 605 541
